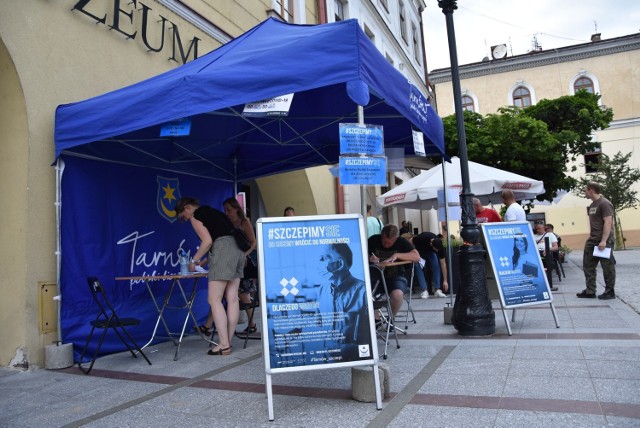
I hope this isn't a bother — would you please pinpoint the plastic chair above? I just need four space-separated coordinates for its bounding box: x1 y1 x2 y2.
369 265 401 359
78 277 152 374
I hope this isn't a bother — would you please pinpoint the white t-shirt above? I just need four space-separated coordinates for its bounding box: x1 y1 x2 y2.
504 203 526 222
533 232 558 251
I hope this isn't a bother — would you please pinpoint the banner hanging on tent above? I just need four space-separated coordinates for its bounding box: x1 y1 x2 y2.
60 156 233 361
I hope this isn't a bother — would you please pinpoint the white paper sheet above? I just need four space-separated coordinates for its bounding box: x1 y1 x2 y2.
593 246 612 259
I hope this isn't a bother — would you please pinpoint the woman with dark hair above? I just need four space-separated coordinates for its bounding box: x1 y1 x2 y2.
175 197 244 355
223 197 258 334
512 235 537 275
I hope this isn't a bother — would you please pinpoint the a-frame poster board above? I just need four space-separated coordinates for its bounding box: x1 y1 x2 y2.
480 222 560 335
256 214 381 421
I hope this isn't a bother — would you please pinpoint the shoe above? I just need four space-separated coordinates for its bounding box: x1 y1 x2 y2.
207 346 232 356
598 291 615 300
241 325 257 334
576 290 596 299
420 290 429 299
434 289 446 298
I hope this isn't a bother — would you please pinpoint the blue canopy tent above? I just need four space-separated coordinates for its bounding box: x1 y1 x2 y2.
55 18 445 181
53 18 445 360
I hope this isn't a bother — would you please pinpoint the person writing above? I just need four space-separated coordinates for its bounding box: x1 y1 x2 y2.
223 197 258 335
368 225 420 316
175 197 245 356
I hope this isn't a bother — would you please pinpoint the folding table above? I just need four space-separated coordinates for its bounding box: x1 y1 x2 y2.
115 272 214 360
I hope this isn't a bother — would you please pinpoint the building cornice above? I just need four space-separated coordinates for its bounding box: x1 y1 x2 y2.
429 33 640 84
157 0 232 44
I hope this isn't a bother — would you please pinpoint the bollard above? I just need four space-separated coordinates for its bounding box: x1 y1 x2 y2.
45 343 73 370
351 363 390 402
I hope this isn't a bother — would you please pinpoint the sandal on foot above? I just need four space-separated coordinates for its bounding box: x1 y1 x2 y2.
207 346 232 356
194 325 212 336
242 325 257 334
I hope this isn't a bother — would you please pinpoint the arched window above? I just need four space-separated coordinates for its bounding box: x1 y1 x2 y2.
574 76 594 93
513 86 531 107
461 95 475 112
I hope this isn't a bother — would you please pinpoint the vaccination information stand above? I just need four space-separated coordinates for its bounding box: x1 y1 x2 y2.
256 214 381 421
481 222 560 335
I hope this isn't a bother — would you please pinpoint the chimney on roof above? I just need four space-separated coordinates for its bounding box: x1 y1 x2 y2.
591 33 601 42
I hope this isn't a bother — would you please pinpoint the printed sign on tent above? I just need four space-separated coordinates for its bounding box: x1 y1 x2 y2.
339 156 387 185
243 93 294 117
339 123 384 155
159 118 191 137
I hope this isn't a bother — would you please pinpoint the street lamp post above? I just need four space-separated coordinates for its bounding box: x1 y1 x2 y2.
437 0 495 336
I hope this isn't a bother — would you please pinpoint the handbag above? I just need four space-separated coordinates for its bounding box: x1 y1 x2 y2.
230 228 251 252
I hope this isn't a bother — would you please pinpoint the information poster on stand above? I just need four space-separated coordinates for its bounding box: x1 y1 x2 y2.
481 221 553 308
257 214 377 372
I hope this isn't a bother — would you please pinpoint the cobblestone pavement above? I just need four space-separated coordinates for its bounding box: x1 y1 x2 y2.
567 246 640 314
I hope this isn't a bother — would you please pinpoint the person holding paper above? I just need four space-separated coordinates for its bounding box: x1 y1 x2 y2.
576 182 616 300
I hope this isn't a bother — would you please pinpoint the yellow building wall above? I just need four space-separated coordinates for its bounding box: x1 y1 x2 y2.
432 44 640 248
0 0 318 367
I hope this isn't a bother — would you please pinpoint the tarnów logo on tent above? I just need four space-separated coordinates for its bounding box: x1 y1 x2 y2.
157 176 182 222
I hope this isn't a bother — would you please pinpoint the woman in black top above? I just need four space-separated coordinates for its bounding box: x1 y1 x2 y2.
175 197 245 355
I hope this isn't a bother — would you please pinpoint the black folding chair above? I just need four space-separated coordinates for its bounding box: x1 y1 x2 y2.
235 285 261 348
78 277 152 374
369 265 400 359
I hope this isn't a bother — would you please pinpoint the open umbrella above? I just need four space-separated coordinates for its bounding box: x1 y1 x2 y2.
377 157 545 210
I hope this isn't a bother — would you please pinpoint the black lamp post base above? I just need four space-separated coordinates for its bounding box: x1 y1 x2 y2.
452 243 496 336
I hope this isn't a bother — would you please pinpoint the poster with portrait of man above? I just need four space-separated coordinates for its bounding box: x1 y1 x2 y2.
256 214 378 373
481 221 553 308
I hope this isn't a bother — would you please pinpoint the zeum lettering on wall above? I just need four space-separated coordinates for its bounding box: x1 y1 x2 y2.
72 0 201 64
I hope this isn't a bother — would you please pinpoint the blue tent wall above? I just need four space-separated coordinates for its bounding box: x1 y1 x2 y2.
60 156 233 361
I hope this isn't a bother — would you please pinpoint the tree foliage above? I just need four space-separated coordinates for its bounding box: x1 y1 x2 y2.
440 92 614 202
574 152 640 249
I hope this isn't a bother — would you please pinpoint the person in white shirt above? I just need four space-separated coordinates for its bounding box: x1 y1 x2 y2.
501 189 526 221
532 221 558 256
366 204 383 238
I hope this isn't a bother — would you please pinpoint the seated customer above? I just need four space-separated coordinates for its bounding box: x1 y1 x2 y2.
412 232 449 298
368 225 420 316
533 221 558 257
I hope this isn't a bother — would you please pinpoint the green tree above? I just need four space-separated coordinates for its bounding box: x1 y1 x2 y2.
440 92 614 202
574 152 640 250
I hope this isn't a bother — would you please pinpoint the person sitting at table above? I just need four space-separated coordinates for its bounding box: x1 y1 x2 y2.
175 197 245 356
368 225 420 317
223 197 258 335
533 220 558 257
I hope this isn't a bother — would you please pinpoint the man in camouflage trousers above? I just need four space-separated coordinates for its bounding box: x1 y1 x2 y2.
576 181 616 300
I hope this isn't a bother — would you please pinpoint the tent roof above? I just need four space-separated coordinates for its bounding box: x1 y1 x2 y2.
54 18 444 182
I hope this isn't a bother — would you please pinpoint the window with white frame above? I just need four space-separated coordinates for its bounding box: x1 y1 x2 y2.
411 22 421 64
570 71 601 98
276 0 294 22
334 0 344 21
512 86 532 107
364 24 375 43
399 1 407 43
584 141 602 173
462 95 475 112
380 0 389 13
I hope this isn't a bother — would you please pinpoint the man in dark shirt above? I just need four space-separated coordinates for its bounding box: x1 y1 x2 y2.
368 225 420 315
577 181 616 300
412 232 449 297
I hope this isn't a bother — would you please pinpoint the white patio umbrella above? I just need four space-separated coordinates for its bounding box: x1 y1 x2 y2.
377 157 545 210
